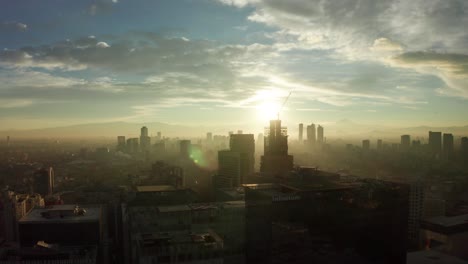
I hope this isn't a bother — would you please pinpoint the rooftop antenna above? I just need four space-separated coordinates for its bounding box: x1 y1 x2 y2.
277 91 292 120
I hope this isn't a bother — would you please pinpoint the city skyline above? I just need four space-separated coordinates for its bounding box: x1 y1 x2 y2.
1 0 468 130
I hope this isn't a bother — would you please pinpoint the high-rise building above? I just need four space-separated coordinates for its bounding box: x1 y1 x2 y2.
230 134 255 184
362 139 370 150
260 119 293 177
401 135 411 150
157 131 162 141
317 125 324 143
206 132 213 142
140 126 151 152
377 139 383 150
117 136 126 152
215 150 241 188
443 133 454 160
306 123 316 146
298 123 303 142
179 140 191 158
33 167 54 196
429 131 442 157
126 138 139 153
462 137 468 158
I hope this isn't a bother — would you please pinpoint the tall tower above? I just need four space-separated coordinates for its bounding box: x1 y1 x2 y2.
428 131 442 158
298 123 303 142
230 134 255 183
33 167 54 196
261 119 293 177
401 135 410 151
307 123 316 147
443 133 454 160
140 126 151 152
117 136 126 152
317 125 324 143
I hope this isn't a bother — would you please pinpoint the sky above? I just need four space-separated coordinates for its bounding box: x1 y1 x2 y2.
1 0 468 131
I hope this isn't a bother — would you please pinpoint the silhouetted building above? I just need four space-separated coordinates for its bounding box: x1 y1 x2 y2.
412 140 421 148
230 134 255 183
179 140 191 159
462 137 468 161
443 133 454 160
429 131 442 158
260 120 293 177
156 131 162 141
117 136 126 152
33 167 54 196
140 126 151 152
206 132 213 142
362 139 370 150
317 125 324 143
377 139 383 150
401 135 411 150
306 123 316 147
126 138 139 153
215 150 241 188
237 130 243 134
298 123 303 142
245 179 409 264
150 161 185 188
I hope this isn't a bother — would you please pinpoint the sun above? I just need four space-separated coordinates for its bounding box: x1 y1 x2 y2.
256 100 281 121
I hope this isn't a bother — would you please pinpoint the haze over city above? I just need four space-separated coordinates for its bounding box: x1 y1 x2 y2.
2 1 468 264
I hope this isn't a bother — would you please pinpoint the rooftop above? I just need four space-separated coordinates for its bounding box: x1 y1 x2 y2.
19 204 101 224
136 185 177 192
424 214 468 228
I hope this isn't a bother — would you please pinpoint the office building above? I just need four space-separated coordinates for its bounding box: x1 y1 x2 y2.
429 131 442 157
237 130 243 134
306 123 316 147
33 167 54 196
298 123 303 142
179 140 191 159
140 126 151 152
245 179 409 264
230 134 255 183
156 131 162 141
260 119 293 177
317 125 324 143
401 135 411 150
215 150 241 188
126 138 139 153
443 133 454 160
117 136 126 152
206 132 213 142
362 139 370 150
150 161 185 188
377 139 383 150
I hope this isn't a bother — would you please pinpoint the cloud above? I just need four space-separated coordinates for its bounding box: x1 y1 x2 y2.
391 51 468 97
88 0 118 15
370 38 403 52
0 99 33 108
96 41 110 48
0 21 28 32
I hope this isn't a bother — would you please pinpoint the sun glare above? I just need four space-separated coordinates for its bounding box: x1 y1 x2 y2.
257 100 281 121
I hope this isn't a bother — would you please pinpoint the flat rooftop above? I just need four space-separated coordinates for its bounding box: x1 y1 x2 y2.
19 205 101 224
137 185 177 192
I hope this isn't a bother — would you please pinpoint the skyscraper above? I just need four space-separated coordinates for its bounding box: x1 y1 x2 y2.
179 140 191 159
261 119 293 177
443 133 454 160
306 123 316 147
140 126 151 152
33 167 54 196
298 123 303 142
429 131 442 157
126 138 139 153
377 139 383 150
462 137 468 156
317 125 324 143
401 135 410 150
230 134 255 184
362 139 370 150
206 132 213 142
117 136 126 152
216 150 241 188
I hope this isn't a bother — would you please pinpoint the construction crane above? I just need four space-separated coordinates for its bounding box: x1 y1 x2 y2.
277 91 292 120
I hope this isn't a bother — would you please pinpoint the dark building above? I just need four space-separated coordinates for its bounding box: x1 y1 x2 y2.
117 136 126 152
317 125 324 144
429 131 442 158
140 126 151 152
260 120 293 177
443 133 454 160
401 135 411 150
245 179 409 264
377 139 383 150
306 123 316 147
179 140 191 159
362 139 370 150
126 138 139 153
215 150 241 188
150 161 184 188
462 137 468 160
206 132 213 142
230 134 255 183
33 167 54 196
298 123 303 142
